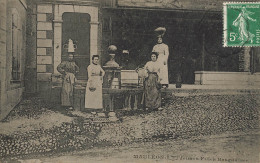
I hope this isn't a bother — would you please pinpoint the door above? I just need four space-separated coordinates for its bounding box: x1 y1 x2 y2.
62 12 90 80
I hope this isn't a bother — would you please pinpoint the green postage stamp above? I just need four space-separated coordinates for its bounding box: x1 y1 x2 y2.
223 2 260 47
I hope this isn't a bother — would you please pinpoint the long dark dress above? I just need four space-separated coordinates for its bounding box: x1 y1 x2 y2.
143 61 161 109
57 61 79 106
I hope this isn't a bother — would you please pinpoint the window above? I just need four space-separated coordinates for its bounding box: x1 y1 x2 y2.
11 9 21 81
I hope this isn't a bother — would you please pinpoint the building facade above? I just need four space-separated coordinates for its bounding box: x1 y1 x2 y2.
101 0 260 85
24 0 104 99
24 0 260 89
1 0 260 119
0 0 27 120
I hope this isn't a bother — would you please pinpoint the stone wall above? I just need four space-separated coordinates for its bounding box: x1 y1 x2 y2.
0 0 27 120
36 4 54 83
0 0 7 113
34 4 54 99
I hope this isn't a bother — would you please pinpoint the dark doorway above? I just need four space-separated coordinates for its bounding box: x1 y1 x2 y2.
101 9 213 84
62 12 90 80
102 9 240 84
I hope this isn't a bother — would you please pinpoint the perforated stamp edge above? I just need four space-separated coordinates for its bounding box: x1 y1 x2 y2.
223 2 260 47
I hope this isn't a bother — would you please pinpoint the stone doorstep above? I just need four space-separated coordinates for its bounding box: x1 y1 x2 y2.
194 71 260 86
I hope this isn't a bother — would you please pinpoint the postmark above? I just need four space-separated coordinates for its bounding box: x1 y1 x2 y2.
223 2 260 47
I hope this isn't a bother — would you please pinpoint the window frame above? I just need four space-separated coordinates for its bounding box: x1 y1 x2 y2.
10 8 22 83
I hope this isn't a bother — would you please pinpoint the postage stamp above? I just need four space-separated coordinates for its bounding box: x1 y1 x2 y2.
223 2 260 47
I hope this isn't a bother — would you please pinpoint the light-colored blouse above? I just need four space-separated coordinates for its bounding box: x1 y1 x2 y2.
87 64 105 79
144 61 161 74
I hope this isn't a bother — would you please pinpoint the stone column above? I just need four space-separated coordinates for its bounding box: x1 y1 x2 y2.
36 4 53 82
53 19 63 74
89 21 99 62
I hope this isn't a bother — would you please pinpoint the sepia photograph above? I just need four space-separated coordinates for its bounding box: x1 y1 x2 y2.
0 0 259 162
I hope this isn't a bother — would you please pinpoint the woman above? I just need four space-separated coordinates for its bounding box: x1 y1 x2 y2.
57 53 79 110
85 55 105 111
152 36 169 88
233 7 256 43
143 52 163 111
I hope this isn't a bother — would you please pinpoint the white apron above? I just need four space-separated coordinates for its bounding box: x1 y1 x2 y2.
85 76 103 109
152 43 169 85
85 64 104 109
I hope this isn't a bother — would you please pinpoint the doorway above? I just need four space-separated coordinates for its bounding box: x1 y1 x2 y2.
62 12 90 80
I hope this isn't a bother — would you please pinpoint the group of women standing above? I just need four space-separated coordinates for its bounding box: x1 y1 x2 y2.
84 35 169 113
142 35 169 111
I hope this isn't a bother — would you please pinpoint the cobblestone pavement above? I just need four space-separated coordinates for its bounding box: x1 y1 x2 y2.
18 129 260 163
0 93 259 162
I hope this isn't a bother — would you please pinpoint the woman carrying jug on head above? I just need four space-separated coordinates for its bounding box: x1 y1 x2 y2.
152 27 169 88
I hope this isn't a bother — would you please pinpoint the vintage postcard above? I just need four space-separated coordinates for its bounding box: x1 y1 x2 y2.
0 0 259 163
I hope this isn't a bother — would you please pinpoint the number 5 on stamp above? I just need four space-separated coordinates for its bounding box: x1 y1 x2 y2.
223 2 260 47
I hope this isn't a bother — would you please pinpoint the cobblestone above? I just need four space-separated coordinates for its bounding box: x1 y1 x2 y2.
0 94 259 160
